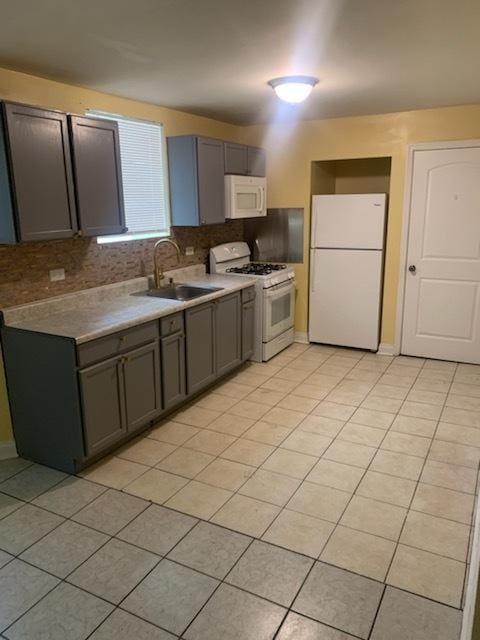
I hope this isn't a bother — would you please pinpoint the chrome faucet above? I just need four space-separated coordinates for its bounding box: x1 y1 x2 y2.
153 238 181 288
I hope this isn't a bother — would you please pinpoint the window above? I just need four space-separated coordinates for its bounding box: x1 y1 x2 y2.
88 111 170 243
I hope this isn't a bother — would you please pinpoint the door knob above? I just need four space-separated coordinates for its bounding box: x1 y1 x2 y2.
408 265 416 274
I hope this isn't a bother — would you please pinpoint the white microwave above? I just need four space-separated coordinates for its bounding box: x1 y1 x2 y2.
225 175 267 219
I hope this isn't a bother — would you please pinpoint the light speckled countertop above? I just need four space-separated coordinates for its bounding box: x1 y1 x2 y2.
1 266 256 344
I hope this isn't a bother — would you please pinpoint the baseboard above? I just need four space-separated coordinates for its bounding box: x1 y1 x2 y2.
461 492 480 639
294 332 309 344
377 342 399 356
0 441 17 460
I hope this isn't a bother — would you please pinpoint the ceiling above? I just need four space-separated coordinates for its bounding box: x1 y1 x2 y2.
0 0 479 125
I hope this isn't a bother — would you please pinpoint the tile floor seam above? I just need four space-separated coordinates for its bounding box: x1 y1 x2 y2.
382 360 469 604
0 564 62 637
0 475 115 522
378 357 442 584
2 347 475 638
314 358 424 583
0 467 68 503
171 535 259 638
365 582 388 640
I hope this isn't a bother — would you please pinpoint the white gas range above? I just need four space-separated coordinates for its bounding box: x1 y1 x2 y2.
210 242 296 362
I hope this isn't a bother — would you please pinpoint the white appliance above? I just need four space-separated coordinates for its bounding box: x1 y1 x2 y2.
210 242 295 361
309 194 386 350
225 175 267 219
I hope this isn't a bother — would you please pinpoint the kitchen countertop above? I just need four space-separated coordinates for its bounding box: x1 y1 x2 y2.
1 268 256 344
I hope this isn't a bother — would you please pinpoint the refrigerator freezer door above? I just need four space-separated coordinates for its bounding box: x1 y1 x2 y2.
311 194 386 249
309 248 383 349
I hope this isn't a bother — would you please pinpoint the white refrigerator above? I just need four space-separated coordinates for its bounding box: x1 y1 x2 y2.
309 194 386 350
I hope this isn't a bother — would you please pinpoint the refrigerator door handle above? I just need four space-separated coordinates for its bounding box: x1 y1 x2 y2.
310 250 316 293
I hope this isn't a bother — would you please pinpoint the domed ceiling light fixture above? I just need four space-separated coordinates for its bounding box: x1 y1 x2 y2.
268 75 319 104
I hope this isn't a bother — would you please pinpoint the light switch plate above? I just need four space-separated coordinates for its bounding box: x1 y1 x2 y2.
185 246 195 256
49 268 65 282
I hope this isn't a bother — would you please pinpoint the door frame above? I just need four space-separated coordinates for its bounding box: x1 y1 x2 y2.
393 138 480 356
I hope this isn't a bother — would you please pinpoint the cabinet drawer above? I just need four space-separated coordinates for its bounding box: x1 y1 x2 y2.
160 313 184 336
242 286 256 303
77 321 159 367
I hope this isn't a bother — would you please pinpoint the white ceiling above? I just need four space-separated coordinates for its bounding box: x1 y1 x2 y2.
1 0 479 125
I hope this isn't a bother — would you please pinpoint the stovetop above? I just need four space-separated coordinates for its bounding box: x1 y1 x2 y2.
226 262 287 276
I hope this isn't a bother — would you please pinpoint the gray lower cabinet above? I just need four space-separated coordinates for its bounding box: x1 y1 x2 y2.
185 291 245 394
242 299 255 360
1 287 255 474
185 301 216 394
161 331 186 410
79 356 126 457
215 292 242 376
123 342 161 431
80 340 161 456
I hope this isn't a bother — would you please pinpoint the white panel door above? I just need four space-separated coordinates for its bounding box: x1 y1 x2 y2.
402 146 480 363
312 194 386 249
309 249 383 350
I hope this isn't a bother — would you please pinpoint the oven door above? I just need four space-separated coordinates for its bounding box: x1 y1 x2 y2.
263 279 296 342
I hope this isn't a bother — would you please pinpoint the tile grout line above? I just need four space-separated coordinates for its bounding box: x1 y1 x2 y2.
1 348 477 636
381 359 463 603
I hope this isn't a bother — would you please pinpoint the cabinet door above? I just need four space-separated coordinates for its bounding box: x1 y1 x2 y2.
224 142 247 175
242 300 255 361
247 146 266 177
185 301 216 394
69 116 126 236
123 342 161 432
3 102 77 241
215 292 242 376
79 356 125 457
161 331 187 410
197 137 225 225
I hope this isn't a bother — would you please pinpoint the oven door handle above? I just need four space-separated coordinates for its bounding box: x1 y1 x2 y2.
264 279 296 297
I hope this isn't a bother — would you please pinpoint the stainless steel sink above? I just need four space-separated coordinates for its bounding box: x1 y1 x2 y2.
133 284 224 301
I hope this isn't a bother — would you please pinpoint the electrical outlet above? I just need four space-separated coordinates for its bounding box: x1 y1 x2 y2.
185 246 195 256
49 268 65 282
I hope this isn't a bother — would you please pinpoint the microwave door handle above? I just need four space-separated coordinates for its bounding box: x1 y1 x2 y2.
258 186 264 213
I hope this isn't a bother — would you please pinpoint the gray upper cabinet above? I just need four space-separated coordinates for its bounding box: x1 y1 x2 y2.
79 356 126 457
123 341 161 431
69 115 126 237
247 146 266 177
215 292 242 376
2 102 77 242
224 142 266 177
168 135 225 226
224 142 248 175
185 301 216 394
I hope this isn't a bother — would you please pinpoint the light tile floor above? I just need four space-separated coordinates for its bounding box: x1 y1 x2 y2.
0 343 477 638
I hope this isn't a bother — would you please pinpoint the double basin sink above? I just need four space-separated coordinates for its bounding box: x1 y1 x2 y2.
134 284 224 302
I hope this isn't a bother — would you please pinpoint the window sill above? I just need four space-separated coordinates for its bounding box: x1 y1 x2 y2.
97 231 170 245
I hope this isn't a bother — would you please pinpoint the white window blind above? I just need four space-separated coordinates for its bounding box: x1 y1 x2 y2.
89 111 170 242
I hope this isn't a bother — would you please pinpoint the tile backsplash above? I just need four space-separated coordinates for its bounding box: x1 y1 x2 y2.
0 221 244 307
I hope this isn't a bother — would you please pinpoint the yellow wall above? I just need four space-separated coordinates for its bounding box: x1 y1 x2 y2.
0 66 244 444
241 105 480 339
